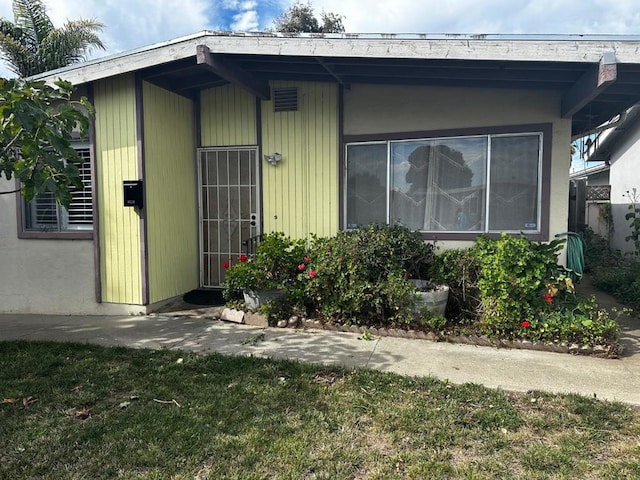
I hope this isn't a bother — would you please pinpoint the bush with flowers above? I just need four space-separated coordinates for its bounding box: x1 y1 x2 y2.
301 225 436 325
222 232 307 301
222 227 620 350
473 234 619 347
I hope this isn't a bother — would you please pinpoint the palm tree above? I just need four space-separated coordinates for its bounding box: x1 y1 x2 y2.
0 0 105 77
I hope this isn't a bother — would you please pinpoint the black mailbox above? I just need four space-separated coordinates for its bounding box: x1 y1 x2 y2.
123 180 144 208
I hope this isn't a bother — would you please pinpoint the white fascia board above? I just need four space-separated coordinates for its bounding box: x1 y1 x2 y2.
32 31 640 86
569 163 610 180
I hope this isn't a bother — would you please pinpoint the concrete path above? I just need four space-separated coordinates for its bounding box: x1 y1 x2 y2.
1 287 639 405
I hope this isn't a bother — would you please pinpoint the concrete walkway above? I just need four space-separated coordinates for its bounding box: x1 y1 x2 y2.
1 278 639 405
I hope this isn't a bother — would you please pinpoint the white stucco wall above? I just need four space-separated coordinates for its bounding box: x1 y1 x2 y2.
343 84 572 251
0 179 97 314
0 179 150 315
608 124 640 254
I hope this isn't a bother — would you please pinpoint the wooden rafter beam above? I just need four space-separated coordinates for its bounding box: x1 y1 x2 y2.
196 44 270 100
561 51 617 118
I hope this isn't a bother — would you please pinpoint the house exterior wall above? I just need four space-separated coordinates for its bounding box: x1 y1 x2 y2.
608 123 640 253
0 181 97 314
143 82 199 304
94 74 143 305
261 81 339 239
343 84 572 249
201 84 257 146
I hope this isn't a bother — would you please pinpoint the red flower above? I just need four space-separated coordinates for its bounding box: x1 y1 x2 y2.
239 255 248 263
222 262 230 269
304 256 310 262
309 270 317 278
298 263 306 271
543 293 553 304
521 320 531 328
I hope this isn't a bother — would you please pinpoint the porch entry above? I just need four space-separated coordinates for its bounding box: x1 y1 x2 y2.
198 147 260 287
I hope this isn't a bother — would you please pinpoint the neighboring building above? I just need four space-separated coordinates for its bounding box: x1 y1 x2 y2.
571 106 640 253
2 32 640 315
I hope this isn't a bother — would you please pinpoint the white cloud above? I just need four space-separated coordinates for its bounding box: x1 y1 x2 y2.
2 0 640 79
311 0 640 34
232 11 260 31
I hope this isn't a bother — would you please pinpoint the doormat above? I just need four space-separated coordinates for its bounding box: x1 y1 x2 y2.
183 289 225 306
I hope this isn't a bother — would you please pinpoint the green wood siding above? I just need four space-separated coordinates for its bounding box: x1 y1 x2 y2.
261 81 339 239
93 74 142 304
143 82 198 303
201 84 257 146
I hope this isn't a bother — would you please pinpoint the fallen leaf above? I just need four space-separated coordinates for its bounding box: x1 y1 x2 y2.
22 396 37 407
176 358 184 364
1 398 20 404
75 407 91 420
70 385 83 392
118 401 131 409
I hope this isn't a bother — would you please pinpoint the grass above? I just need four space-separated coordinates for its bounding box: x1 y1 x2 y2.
1 341 639 479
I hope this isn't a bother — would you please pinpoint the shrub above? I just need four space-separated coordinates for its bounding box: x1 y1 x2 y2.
302 225 434 325
429 248 481 324
223 232 307 300
584 228 640 310
517 297 619 346
475 234 565 336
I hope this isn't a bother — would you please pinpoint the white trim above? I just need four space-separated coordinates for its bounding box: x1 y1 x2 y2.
345 131 544 234
32 31 640 86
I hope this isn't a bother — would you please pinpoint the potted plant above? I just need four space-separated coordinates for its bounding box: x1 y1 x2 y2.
410 279 450 317
222 232 307 309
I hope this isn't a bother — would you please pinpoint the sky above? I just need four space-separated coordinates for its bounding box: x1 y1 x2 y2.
3 0 640 77
2 0 640 170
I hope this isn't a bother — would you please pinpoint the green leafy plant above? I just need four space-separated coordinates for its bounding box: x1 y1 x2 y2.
429 247 481 323
0 78 94 207
302 225 434 325
517 296 619 345
623 187 640 255
475 234 568 337
222 232 307 300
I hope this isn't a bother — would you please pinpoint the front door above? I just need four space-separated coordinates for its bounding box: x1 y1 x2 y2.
198 147 259 287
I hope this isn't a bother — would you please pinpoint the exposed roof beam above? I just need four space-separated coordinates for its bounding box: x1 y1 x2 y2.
561 52 617 118
196 44 270 100
316 58 349 88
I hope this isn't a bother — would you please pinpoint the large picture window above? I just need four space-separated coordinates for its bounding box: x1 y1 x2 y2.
346 131 543 235
22 145 93 235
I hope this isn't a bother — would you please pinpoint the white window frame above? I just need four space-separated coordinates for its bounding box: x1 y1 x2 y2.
21 142 93 235
344 131 544 235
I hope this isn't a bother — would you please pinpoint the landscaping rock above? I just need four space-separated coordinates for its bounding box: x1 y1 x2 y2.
276 319 287 328
221 308 244 324
244 312 268 328
287 316 299 327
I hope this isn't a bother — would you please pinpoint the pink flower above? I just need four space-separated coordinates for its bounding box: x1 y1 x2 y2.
222 262 230 269
521 320 531 328
543 293 553 304
298 263 306 271
239 255 248 263
304 256 310 262
309 270 317 278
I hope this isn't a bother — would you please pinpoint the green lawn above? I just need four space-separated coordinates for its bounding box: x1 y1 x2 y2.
1 341 639 479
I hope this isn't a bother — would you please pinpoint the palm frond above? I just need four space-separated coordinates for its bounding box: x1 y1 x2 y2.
12 0 53 47
37 20 105 72
0 32 36 76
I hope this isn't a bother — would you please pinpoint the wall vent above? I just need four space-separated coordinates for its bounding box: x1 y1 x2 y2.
273 87 298 112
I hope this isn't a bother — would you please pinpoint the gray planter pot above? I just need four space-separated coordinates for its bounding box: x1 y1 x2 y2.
412 283 449 317
243 289 284 310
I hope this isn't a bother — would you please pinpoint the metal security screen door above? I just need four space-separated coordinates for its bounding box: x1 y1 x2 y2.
198 147 260 287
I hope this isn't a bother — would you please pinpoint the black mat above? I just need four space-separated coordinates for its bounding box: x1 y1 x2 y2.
182 288 225 306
